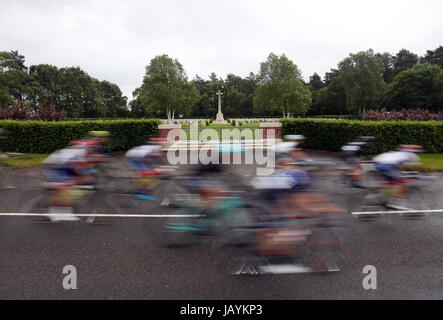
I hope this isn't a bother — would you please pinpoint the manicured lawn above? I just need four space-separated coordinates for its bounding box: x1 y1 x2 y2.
0 153 48 167
182 122 260 129
181 122 261 139
415 153 443 171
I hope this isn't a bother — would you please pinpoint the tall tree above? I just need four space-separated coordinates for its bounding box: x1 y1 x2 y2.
57 67 105 117
337 49 386 115
253 53 311 118
309 73 324 90
28 64 59 106
190 73 222 118
99 80 128 117
375 52 395 83
138 54 199 123
393 49 418 76
0 50 33 105
310 77 347 115
386 63 443 112
324 68 339 86
420 46 443 68
0 50 27 72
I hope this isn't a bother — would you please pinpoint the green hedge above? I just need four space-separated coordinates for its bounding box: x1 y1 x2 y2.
0 119 161 153
303 115 361 120
281 118 443 154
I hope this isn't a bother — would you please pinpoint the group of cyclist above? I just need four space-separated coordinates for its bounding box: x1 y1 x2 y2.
0 126 427 272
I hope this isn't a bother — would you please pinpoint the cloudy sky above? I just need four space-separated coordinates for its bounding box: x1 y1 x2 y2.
1 0 442 99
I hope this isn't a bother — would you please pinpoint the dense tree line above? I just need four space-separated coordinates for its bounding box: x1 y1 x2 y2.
132 53 310 122
0 51 129 118
2 46 442 120
309 46 443 115
133 47 442 120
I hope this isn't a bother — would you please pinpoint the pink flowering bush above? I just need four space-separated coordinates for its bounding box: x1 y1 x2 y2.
363 108 443 121
0 105 66 121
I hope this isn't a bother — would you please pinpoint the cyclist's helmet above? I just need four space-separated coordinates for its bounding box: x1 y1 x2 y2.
284 135 305 141
70 139 97 148
396 145 423 153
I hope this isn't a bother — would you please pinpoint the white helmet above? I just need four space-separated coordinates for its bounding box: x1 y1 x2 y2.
284 135 305 141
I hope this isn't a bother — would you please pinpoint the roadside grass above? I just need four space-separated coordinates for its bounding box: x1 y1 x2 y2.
0 153 47 168
414 153 443 172
2 151 442 172
363 153 443 172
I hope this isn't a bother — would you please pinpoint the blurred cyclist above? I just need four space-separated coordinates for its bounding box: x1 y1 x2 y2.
253 157 344 269
42 131 109 221
275 134 310 162
340 136 375 187
373 144 423 198
125 138 171 191
125 139 163 174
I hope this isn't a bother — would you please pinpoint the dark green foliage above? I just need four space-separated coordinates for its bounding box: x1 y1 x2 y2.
303 115 360 120
0 119 161 153
281 118 443 154
386 64 443 112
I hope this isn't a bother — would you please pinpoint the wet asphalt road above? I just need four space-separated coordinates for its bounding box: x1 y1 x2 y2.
0 159 442 300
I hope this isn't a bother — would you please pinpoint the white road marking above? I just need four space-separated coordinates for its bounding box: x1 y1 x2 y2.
0 213 205 218
351 209 443 215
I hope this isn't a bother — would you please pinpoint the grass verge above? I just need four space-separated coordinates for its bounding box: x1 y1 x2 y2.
363 153 443 172
0 153 47 168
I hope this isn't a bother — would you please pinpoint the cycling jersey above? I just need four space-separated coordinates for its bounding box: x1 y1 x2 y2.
44 147 88 166
373 151 420 181
275 142 300 155
43 147 88 182
125 145 162 159
341 141 370 166
125 145 163 171
373 151 420 166
253 169 311 190
341 142 366 154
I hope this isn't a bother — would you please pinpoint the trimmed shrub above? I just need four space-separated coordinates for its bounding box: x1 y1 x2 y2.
0 119 161 153
281 118 443 154
302 115 360 120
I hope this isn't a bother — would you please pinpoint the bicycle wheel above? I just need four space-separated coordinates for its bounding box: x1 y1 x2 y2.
18 190 50 222
217 208 256 247
150 181 191 207
401 186 438 217
160 208 203 247
210 230 262 275
354 190 386 219
215 247 264 275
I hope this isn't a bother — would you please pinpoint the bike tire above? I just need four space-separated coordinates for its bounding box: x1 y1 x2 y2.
18 191 50 222
160 208 202 247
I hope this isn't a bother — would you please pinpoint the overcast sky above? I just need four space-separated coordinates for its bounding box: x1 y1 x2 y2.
1 0 442 99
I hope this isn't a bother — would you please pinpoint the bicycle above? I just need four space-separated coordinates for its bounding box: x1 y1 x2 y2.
211 207 345 275
355 170 440 219
160 189 254 248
